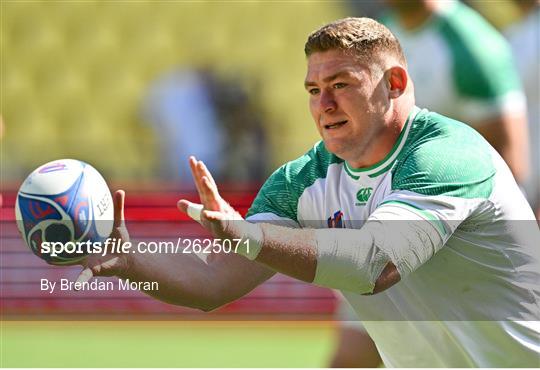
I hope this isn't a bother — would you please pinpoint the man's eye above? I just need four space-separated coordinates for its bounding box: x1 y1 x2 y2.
333 83 346 89
308 88 320 95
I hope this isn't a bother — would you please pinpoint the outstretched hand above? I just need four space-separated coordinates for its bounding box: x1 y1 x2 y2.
75 190 130 284
177 156 243 239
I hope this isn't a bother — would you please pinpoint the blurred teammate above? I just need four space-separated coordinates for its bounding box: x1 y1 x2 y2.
384 0 530 185
505 0 540 219
78 18 540 367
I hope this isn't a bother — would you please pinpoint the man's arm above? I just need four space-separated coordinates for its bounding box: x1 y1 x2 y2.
77 188 275 312
180 158 407 295
121 245 275 311
475 110 529 184
242 221 400 294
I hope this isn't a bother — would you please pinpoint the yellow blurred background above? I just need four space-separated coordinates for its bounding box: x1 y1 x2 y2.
1 1 527 183
1 1 346 181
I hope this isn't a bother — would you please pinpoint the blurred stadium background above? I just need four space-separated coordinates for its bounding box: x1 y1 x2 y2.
0 0 535 367
1 1 345 367
2 1 342 180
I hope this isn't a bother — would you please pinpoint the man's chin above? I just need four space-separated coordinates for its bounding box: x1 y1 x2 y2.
322 140 346 159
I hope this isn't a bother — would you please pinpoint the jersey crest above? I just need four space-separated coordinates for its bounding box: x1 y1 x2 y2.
356 187 373 206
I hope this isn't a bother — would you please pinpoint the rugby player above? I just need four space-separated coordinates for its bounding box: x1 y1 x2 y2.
331 2 534 365
78 17 540 367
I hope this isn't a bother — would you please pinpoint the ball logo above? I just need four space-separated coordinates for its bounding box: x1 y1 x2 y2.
356 187 373 206
39 163 68 174
96 193 111 217
54 195 68 207
29 200 55 219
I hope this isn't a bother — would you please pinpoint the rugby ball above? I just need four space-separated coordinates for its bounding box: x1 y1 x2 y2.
15 159 114 264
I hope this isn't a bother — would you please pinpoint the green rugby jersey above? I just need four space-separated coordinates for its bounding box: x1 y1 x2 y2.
247 107 540 367
382 1 525 125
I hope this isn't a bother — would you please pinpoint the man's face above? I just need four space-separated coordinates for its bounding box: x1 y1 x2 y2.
305 49 390 164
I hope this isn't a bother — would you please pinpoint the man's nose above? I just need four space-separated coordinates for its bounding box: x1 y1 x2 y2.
320 90 337 113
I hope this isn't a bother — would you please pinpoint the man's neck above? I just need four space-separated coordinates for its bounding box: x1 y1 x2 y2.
346 103 412 169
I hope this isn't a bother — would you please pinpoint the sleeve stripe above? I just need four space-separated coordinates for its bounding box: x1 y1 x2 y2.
379 200 448 237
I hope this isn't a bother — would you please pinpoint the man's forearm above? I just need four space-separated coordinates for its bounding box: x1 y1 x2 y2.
119 251 223 311
238 217 443 294
237 221 387 292
117 245 275 311
255 224 318 282
475 112 529 184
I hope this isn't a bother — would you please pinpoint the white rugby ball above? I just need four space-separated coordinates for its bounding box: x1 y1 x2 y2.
15 159 114 264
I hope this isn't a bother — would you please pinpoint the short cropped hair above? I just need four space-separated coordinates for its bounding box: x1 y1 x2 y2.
305 17 406 66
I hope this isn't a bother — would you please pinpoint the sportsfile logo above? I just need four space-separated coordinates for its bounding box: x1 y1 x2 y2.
356 187 373 206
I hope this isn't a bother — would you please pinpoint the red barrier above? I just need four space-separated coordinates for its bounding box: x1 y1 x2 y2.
1 189 336 319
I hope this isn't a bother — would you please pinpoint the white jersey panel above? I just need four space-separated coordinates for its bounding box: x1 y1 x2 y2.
297 163 394 230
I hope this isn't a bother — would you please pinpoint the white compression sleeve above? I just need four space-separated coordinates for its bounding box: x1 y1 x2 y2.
313 205 444 294
313 222 390 294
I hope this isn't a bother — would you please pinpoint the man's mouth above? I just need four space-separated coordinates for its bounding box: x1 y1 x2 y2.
324 120 348 129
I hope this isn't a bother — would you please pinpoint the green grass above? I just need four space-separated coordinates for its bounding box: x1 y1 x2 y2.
1 321 335 367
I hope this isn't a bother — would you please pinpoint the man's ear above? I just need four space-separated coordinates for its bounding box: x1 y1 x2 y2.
387 66 408 99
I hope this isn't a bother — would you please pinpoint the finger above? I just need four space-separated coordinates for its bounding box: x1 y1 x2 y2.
202 176 221 201
113 190 125 228
178 200 204 224
177 199 191 214
188 156 200 188
199 176 220 211
75 267 94 288
177 199 202 216
199 161 217 188
189 157 208 204
196 160 211 204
